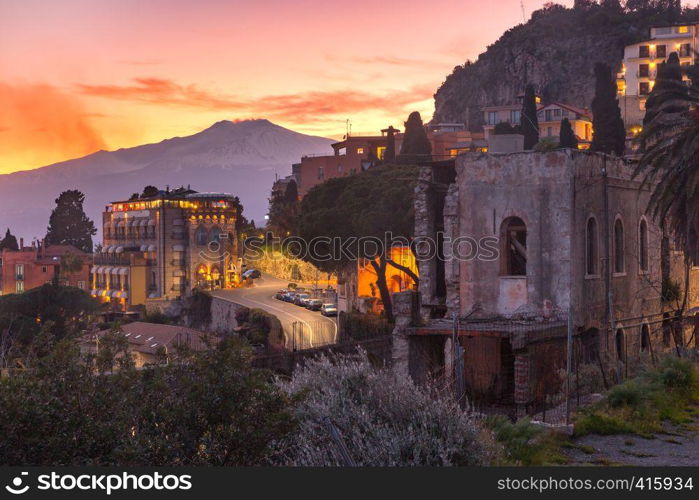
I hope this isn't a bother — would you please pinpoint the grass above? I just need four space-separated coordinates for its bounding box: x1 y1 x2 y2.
485 416 570 465
574 357 698 438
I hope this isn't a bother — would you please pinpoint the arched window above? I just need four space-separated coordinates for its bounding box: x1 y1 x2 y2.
616 328 625 361
195 226 208 246
586 217 598 275
501 217 527 276
640 324 650 353
689 226 699 266
211 226 222 243
614 218 625 273
639 219 649 272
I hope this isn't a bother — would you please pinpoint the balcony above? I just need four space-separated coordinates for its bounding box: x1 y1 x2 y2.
15 274 23 280
171 259 186 266
637 70 657 79
94 254 131 266
171 284 186 292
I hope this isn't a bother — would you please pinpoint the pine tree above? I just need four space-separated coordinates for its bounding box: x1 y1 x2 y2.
521 84 539 150
559 118 578 149
590 63 626 156
0 229 19 251
398 112 432 164
45 190 97 253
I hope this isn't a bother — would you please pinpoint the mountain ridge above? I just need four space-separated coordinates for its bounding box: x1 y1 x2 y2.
0 119 334 240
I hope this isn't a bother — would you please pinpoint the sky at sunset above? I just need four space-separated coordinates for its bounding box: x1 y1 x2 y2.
0 0 694 174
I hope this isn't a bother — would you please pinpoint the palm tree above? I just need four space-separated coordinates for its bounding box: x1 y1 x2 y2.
634 53 696 258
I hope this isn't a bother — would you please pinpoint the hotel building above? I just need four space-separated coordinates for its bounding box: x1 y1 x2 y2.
617 23 698 130
92 188 239 311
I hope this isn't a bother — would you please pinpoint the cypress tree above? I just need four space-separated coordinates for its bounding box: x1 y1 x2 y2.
383 125 397 163
559 118 578 149
521 84 539 150
644 52 685 127
590 63 626 156
45 190 97 253
398 112 432 164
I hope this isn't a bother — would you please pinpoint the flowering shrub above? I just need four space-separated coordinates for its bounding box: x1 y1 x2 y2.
272 351 494 466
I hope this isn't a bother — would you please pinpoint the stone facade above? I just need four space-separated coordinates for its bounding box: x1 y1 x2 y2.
408 150 698 410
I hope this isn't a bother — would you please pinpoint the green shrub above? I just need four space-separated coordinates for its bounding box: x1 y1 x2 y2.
607 381 645 408
574 412 633 436
653 356 696 390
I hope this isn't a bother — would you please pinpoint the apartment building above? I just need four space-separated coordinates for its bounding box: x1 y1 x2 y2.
617 23 697 129
92 187 239 311
293 124 485 197
483 99 592 147
0 243 90 295
537 103 593 148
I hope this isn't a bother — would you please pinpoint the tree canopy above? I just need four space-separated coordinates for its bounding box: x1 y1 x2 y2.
559 118 578 149
45 190 97 253
398 112 432 163
0 229 19 251
0 337 294 465
590 62 626 156
298 164 419 320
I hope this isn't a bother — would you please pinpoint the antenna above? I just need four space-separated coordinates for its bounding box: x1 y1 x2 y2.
520 0 525 22
346 119 350 138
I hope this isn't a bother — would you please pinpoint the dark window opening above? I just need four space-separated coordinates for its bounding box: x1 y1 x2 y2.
641 324 650 353
614 218 625 273
616 329 625 361
586 217 598 275
501 217 527 276
639 219 649 272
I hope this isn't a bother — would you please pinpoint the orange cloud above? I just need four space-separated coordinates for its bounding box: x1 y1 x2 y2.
77 77 433 124
0 83 107 173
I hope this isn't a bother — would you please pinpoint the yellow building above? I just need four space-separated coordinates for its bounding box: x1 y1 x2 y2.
92 187 239 311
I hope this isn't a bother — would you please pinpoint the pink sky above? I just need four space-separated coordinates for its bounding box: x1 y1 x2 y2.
0 0 694 173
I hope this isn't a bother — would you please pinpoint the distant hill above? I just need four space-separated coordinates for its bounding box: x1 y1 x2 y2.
0 119 333 241
432 2 699 130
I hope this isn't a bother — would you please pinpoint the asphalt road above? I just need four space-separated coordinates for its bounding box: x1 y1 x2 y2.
211 273 337 350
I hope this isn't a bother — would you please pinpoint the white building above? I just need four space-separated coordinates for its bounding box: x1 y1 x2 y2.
617 23 697 130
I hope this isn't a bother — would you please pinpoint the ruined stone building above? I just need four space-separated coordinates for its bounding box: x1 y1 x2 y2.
397 150 698 412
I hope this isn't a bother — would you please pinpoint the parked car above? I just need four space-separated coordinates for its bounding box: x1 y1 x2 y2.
293 293 310 306
275 289 287 300
283 291 297 302
320 303 337 316
306 298 323 311
242 269 261 279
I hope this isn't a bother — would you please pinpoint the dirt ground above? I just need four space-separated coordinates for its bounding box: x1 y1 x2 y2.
564 408 699 466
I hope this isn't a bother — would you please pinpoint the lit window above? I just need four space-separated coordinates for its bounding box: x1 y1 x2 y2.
678 26 689 34
376 146 386 160
357 148 364 154
16 281 24 293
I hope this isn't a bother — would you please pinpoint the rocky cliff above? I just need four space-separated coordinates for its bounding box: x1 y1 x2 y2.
432 3 699 131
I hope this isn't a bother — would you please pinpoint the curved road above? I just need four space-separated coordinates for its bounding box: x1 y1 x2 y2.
212 274 337 350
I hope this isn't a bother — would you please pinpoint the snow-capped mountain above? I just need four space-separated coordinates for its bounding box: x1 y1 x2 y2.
0 119 334 241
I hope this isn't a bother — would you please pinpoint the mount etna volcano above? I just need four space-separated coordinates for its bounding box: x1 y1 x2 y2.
0 119 333 241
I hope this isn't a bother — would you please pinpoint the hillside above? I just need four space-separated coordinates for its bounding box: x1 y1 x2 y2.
0 119 333 240
433 2 699 130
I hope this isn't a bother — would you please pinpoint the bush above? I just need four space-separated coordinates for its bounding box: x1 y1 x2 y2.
607 381 645 408
653 356 696 390
485 416 566 465
272 352 494 466
533 137 559 151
